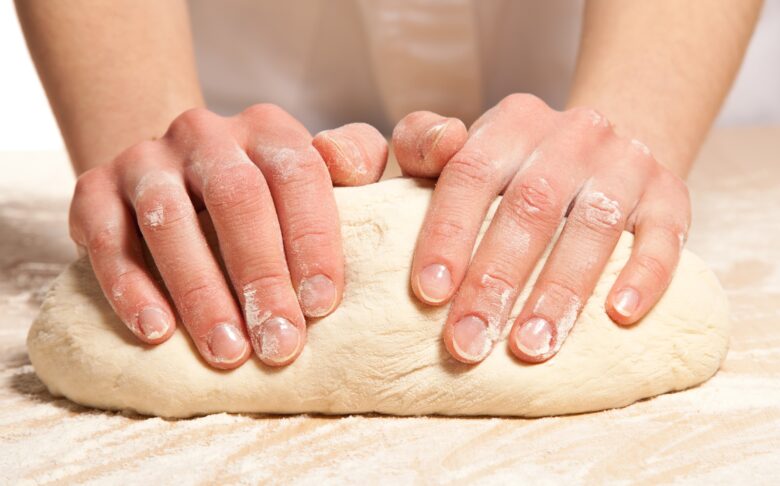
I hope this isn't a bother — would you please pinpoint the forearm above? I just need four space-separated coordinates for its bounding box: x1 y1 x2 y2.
15 0 204 174
567 0 762 177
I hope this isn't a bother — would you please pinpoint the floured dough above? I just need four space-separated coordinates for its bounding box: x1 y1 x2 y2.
27 178 730 418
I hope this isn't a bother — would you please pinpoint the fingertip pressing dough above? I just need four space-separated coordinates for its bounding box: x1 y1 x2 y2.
27 178 730 418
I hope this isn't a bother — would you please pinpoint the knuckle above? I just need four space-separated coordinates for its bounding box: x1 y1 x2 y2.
243 271 293 295
167 107 221 140
634 253 671 286
424 217 469 242
177 280 225 316
653 220 688 248
109 268 146 302
627 138 653 159
498 93 547 112
240 272 295 317
404 110 433 128
242 102 288 120
463 267 518 310
566 107 611 135
72 166 110 201
661 169 690 200
288 148 324 173
445 150 495 188
504 176 562 226
86 223 120 257
621 142 656 175
114 140 159 172
135 184 189 231
203 162 266 211
392 111 430 144
647 167 691 216
574 191 624 235
111 140 159 177
287 221 335 253
542 279 582 307
262 146 325 185
132 168 181 202
71 170 118 246
476 268 516 294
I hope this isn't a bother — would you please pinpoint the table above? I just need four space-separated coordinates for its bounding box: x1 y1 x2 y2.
1 128 778 484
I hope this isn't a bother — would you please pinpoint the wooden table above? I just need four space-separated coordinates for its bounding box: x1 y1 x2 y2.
2 128 779 484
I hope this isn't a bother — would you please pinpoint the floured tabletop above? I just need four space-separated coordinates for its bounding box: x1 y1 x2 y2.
1 127 779 484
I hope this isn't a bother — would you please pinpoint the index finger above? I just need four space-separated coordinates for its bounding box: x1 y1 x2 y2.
239 104 344 319
410 95 554 305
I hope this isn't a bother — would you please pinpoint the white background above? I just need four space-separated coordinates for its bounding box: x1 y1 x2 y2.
1 1 778 152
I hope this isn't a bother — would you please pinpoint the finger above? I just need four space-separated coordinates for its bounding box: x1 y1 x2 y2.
503 131 641 363
442 107 618 363
441 133 597 362
240 104 344 321
607 168 690 325
441 169 579 362
70 167 176 344
312 122 389 186
507 137 653 362
120 137 250 369
392 110 467 178
411 95 554 306
184 134 307 367
508 185 641 363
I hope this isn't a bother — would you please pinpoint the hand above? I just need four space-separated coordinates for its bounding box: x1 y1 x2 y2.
393 94 690 364
69 104 387 369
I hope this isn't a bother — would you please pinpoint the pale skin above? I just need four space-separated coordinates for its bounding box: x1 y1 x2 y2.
16 0 761 368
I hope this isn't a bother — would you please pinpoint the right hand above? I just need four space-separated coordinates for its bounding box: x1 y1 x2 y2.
69 104 388 369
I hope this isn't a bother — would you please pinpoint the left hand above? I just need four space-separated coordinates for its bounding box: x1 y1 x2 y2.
392 94 690 364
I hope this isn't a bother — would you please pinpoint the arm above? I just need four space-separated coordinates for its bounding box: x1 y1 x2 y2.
15 0 204 173
567 0 763 177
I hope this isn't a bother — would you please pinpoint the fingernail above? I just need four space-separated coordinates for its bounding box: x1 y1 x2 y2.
418 264 452 303
451 315 491 362
298 274 337 317
207 323 247 364
515 317 553 358
250 316 301 365
420 120 449 158
614 288 640 317
137 306 170 340
326 133 347 157
327 134 365 175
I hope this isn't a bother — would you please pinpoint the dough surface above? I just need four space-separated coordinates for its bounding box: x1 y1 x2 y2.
27 178 730 418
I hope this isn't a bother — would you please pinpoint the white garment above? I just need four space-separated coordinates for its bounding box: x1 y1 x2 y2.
188 0 583 135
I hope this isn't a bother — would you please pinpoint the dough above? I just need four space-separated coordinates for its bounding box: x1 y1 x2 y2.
27 178 730 418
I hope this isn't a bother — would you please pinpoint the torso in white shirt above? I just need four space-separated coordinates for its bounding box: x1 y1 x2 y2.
189 0 582 134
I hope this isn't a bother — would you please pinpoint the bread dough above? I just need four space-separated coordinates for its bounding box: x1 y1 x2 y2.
27 178 730 418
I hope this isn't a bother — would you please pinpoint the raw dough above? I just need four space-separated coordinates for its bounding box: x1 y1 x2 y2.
27 178 730 418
